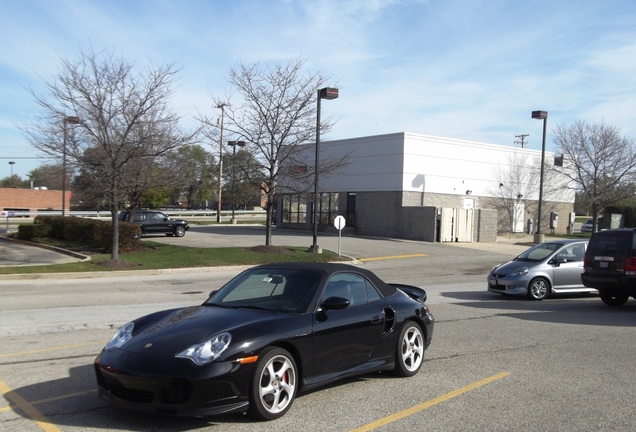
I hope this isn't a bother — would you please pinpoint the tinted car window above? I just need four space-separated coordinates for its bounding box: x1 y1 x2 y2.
587 231 634 255
324 273 382 306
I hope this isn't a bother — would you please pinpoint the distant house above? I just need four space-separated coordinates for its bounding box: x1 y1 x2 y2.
277 132 575 242
0 187 68 214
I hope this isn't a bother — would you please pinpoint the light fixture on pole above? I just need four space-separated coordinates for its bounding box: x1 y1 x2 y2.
531 110 548 244
228 140 246 224
216 103 227 223
8 161 15 176
310 87 339 253
62 116 80 216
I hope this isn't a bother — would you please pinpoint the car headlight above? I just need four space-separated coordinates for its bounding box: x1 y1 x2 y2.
508 266 529 277
176 332 232 365
105 322 134 350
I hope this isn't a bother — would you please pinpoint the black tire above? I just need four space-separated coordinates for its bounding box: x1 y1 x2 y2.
248 347 298 421
527 277 550 300
174 226 186 237
393 321 424 377
599 291 629 306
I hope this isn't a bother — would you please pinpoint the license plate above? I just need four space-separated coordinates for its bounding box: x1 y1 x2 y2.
600 262 609 269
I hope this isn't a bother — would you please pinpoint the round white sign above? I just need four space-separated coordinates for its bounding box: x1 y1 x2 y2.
333 215 346 230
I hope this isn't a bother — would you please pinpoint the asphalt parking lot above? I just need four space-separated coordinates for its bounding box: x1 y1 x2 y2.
2 226 636 431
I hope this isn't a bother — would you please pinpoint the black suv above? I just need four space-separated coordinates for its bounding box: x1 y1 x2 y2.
582 228 636 306
118 210 190 237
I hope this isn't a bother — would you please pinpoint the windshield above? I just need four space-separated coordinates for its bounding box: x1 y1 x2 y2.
204 268 323 313
515 243 562 262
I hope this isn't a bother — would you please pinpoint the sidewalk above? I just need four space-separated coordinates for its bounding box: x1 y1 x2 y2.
444 233 535 256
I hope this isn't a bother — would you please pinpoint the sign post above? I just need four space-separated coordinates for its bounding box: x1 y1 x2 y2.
333 215 346 256
1 211 8 233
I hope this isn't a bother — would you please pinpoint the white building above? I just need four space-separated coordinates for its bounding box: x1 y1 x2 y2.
278 132 575 242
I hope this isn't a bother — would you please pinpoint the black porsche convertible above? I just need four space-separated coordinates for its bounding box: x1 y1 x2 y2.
94 262 434 420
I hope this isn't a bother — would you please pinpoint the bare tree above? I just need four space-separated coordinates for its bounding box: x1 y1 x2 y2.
24 48 196 260
554 121 636 232
488 154 540 233
488 153 571 234
199 59 346 245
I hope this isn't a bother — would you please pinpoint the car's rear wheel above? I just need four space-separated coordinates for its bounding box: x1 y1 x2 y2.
599 291 629 306
248 347 298 420
393 321 424 377
527 277 549 300
174 226 186 237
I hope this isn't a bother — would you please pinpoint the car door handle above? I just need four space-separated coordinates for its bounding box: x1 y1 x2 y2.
371 315 383 324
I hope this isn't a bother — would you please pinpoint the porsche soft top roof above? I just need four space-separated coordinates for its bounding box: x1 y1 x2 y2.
250 262 397 297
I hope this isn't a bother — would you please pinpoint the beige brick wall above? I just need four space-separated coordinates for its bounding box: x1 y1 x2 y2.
0 188 68 212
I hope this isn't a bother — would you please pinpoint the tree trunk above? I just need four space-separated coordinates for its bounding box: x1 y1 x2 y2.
110 205 119 261
265 197 273 245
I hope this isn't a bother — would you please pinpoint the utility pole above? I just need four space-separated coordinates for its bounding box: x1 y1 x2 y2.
215 103 227 223
514 134 529 148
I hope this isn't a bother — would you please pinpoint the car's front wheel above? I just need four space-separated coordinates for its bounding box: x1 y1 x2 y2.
248 347 298 420
393 321 424 377
527 277 550 300
174 226 186 237
599 291 629 306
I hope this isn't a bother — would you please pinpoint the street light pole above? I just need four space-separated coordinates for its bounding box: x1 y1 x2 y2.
62 116 80 216
310 87 339 253
216 103 227 223
228 140 246 224
531 110 548 244
8 161 15 177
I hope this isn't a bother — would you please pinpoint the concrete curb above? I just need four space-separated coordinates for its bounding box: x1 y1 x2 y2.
0 235 91 261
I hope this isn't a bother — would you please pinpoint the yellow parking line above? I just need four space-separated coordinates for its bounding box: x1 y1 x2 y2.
0 389 96 413
0 341 105 359
350 372 510 432
0 380 62 432
358 253 429 262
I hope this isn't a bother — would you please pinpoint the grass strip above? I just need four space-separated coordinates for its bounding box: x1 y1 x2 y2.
0 241 348 275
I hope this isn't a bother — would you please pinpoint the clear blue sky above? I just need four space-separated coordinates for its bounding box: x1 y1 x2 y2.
1 0 635 178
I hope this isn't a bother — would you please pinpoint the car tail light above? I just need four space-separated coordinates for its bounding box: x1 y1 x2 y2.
625 257 636 275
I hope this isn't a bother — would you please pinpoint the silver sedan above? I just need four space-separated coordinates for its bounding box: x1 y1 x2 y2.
487 240 596 300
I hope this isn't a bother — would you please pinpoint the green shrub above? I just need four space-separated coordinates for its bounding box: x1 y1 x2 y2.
34 215 65 239
17 223 52 240
91 220 141 252
30 215 142 253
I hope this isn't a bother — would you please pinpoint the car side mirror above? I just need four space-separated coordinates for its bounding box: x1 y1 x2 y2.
321 296 350 310
551 257 567 266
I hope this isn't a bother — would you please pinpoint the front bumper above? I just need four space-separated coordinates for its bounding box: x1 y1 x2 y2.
94 349 253 417
487 276 528 296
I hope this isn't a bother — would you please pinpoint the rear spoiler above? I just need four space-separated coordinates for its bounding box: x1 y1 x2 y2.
389 283 427 302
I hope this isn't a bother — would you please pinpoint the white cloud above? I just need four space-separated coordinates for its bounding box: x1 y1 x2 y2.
1 0 635 178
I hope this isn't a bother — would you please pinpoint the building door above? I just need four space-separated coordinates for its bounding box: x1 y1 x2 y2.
439 208 474 242
346 193 356 227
